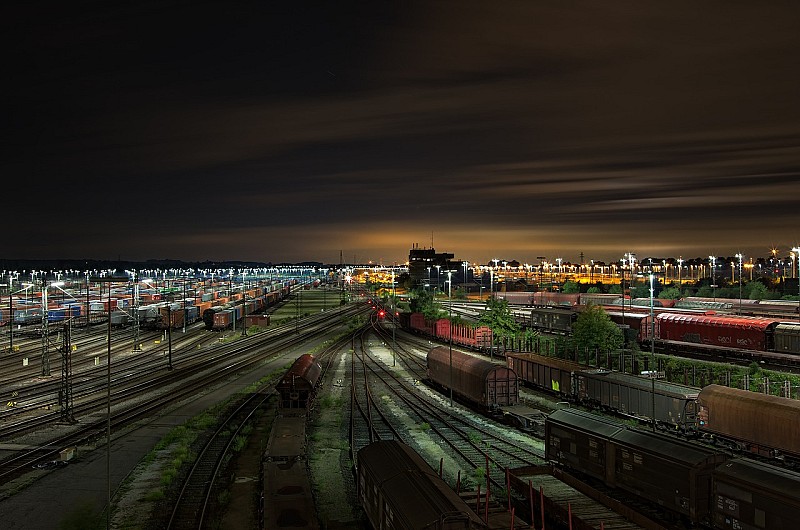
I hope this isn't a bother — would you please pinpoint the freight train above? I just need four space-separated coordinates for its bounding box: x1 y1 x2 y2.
516 304 800 358
546 408 800 529
357 440 489 530
203 282 292 331
399 312 494 351
496 290 800 317
507 352 800 465
260 353 323 530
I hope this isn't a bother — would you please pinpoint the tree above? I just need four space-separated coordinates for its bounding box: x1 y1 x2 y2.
572 304 623 354
478 297 520 350
586 286 601 294
746 281 769 301
408 287 445 320
659 286 681 300
562 281 580 294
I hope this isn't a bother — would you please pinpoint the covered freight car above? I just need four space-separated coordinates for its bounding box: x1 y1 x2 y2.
546 408 727 525
426 346 518 410
276 354 322 409
656 313 779 351
506 352 580 395
528 307 576 334
697 384 800 461
357 440 489 530
711 458 800 530
773 321 800 354
573 369 699 430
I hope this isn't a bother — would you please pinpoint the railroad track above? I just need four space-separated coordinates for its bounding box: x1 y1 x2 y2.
167 389 272 529
346 319 543 496
0 304 366 486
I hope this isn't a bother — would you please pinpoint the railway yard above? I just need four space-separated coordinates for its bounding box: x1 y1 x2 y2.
0 279 799 530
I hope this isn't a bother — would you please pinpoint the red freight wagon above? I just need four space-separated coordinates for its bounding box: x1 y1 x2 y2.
656 313 778 351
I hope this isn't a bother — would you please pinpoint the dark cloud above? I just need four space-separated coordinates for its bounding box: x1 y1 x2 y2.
4 1 800 265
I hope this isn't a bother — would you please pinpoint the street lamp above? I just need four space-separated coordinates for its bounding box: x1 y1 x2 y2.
709 256 717 301
391 270 396 367
447 270 453 407
735 253 744 313
90 268 130 530
649 272 656 432
793 247 800 314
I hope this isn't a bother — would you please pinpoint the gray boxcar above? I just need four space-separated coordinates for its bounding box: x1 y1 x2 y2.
773 321 800 354
574 369 699 430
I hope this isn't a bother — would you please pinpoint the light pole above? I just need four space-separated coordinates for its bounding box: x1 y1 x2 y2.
793 247 800 314
649 272 656 432
447 270 453 407
90 268 129 530
241 270 247 337
182 271 188 334
735 253 743 313
709 256 717 301
391 270 396 367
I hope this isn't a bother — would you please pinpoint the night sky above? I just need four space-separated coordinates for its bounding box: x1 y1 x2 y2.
6 1 800 266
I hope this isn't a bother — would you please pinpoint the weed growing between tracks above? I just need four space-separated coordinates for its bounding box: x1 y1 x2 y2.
112 370 284 529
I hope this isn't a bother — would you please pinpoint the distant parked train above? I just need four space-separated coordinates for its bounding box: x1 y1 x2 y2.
516 303 800 358
546 408 800 529
496 291 799 317
357 440 489 530
507 352 700 430
203 282 291 331
400 312 494 351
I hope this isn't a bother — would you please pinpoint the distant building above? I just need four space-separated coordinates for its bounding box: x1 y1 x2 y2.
408 244 464 288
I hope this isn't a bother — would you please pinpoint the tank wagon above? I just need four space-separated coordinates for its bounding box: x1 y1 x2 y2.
546 408 727 526
426 346 518 410
697 384 800 462
276 354 322 410
357 440 489 530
